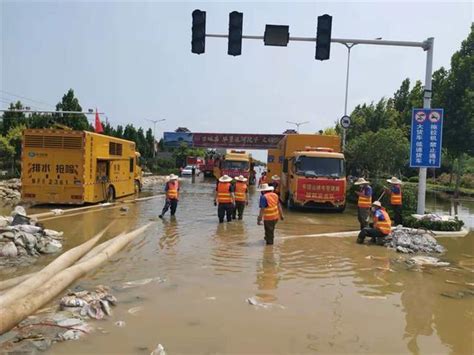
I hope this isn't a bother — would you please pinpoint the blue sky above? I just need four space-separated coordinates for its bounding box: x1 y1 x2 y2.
1 1 472 160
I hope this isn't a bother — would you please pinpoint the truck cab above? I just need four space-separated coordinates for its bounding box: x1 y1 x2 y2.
213 150 251 180
282 147 346 211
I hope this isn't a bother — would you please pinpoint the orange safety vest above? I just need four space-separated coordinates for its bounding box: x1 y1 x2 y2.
263 192 280 221
374 208 392 235
166 181 179 200
235 182 247 202
217 182 232 203
358 186 372 208
390 186 402 205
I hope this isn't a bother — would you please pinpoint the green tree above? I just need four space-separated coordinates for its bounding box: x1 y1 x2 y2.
145 128 155 158
136 128 148 157
346 128 408 177
55 89 90 130
1 101 27 135
115 125 124 138
123 124 138 143
433 25 473 196
345 98 398 141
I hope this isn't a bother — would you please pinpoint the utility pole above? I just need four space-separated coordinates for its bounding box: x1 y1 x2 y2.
146 118 166 158
286 121 309 133
417 37 434 215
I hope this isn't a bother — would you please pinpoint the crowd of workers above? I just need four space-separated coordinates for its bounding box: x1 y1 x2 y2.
158 172 403 246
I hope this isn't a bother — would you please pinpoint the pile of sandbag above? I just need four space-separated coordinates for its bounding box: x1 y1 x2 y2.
59 285 117 320
411 213 457 222
0 179 21 206
142 175 168 186
387 226 445 254
0 206 63 262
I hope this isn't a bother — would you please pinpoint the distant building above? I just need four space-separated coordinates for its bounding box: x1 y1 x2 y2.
175 127 191 133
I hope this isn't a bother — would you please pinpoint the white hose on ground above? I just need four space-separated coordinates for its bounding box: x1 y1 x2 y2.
0 223 153 335
0 223 112 308
0 236 118 292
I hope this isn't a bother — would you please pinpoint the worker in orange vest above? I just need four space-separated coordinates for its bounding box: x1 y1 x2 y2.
354 178 372 230
357 201 392 245
214 175 235 223
159 174 180 218
232 175 249 220
384 176 403 226
257 183 284 245
258 171 268 187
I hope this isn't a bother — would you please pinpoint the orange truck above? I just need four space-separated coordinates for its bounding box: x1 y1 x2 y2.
213 150 252 181
278 134 346 211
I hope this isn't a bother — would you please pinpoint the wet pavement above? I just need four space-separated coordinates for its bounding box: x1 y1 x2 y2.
1 177 473 354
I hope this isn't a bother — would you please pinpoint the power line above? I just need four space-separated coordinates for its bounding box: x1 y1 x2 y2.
0 89 56 109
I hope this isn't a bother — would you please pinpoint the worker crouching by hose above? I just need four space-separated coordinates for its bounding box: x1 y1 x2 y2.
159 174 180 219
257 184 284 245
384 176 403 226
357 201 392 245
214 175 235 223
232 175 249 220
354 178 372 230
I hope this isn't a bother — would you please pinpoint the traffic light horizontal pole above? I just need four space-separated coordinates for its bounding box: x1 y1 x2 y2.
206 33 428 49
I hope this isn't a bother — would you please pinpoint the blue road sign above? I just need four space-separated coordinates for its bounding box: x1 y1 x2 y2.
410 108 443 168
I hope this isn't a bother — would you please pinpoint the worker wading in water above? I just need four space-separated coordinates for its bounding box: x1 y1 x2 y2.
258 171 268 187
257 183 284 245
214 175 235 223
232 175 249 220
357 201 392 245
385 176 403 226
159 174 180 218
269 175 281 199
354 178 372 230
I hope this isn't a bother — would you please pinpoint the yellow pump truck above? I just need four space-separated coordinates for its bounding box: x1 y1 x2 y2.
21 129 142 205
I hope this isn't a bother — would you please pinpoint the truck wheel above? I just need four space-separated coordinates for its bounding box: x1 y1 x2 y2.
106 186 115 202
335 204 346 213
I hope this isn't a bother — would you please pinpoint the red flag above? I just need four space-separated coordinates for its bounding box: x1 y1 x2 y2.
95 108 104 133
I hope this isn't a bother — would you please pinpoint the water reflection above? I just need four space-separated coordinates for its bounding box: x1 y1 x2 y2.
401 272 436 354
158 217 180 252
210 222 248 275
256 246 280 296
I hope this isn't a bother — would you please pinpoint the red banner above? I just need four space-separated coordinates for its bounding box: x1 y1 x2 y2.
192 133 284 149
296 178 345 202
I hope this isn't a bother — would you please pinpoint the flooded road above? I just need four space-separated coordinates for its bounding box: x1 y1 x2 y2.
2 177 474 354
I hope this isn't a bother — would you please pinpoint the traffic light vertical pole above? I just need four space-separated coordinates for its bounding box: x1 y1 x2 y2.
417 37 434 215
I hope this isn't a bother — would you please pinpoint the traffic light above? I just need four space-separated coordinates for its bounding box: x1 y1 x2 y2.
192 10 206 54
228 11 243 56
264 25 290 46
315 14 332 60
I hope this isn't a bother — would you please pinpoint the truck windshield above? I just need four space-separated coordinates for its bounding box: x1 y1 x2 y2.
223 160 249 170
295 157 344 178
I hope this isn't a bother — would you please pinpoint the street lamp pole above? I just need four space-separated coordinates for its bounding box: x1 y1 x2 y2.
146 118 166 158
342 43 356 151
286 121 309 133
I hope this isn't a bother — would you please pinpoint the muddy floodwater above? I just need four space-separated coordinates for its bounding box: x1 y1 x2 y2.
1 178 473 354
